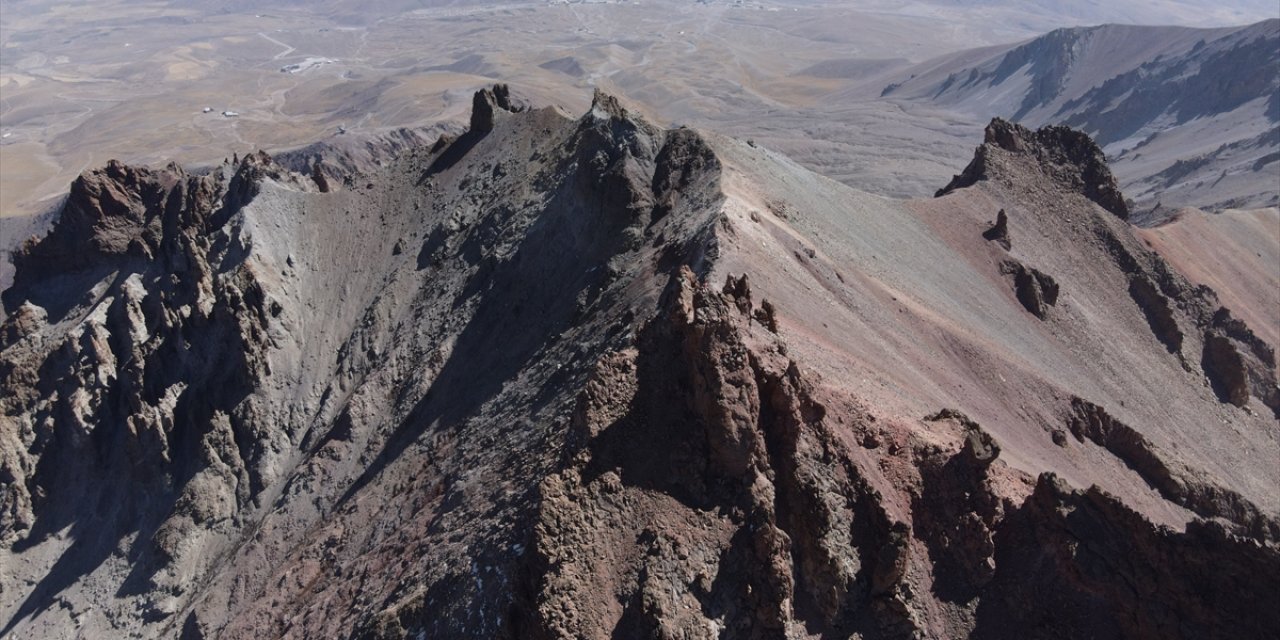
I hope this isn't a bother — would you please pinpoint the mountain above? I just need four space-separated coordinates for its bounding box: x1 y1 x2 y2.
879 0 1279 29
1 87 1277 639
878 19 1280 212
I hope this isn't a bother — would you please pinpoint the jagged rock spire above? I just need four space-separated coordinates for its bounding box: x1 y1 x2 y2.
469 83 520 133
937 118 1130 220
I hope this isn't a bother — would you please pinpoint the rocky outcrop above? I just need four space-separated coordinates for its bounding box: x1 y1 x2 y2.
981 209 1010 249
470 83 522 133
999 260 1059 319
1127 275 1184 355
915 411 1004 602
273 126 454 193
651 129 721 223
0 151 312 630
5 160 210 297
1204 308 1279 416
1066 397 1279 541
1202 333 1249 406
521 268 916 639
937 118 1129 219
1100 228 1279 415
943 120 1277 416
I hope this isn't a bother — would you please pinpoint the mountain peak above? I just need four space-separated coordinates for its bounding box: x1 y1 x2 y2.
589 88 629 119
469 83 522 133
938 117 1129 219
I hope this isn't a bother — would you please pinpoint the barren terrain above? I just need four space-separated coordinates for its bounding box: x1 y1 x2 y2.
1 2 1278 638
3 1 1276 221
1 84 1277 640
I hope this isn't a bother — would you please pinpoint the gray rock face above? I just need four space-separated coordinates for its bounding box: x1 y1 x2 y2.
0 151 320 636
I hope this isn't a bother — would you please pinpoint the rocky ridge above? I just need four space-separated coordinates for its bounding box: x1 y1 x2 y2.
941 118 1277 417
937 118 1129 219
1 87 1277 639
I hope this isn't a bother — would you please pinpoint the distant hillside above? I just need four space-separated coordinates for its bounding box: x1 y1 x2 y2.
879 19 1280 211
896 0 1279 30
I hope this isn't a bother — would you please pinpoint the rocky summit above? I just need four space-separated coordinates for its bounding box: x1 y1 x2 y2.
1 86 1277 639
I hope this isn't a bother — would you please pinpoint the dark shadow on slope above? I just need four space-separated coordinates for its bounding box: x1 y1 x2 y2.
2 521 125 634
1 419 173 634
911 452 998 606
0 200 61 296
335 151 642 507
972 476 1280 639
422 130 486 179
3 260 146 325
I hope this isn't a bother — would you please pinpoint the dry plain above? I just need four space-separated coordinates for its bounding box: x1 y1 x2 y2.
4 0 1275 219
